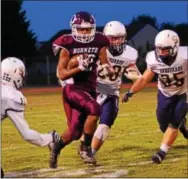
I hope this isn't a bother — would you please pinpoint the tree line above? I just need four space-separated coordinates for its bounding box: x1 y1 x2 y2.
2 0 188 69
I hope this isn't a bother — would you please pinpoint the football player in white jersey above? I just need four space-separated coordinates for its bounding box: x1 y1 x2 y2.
78 21 142 157
122 30 188 164
1 57 60 173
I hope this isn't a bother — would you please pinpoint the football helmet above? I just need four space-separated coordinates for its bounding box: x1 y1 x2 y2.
70 11 96 43
1 57 26 89
155 29 180 63
103 21 127 56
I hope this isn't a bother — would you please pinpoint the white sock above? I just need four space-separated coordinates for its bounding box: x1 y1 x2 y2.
92 148 97 156
160 143 170 153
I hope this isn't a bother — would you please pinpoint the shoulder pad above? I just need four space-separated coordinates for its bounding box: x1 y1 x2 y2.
10 90 27 105
53 34 73 46
146 51 155 64
95 32 110 47
178 46 188 59
122 45 138 65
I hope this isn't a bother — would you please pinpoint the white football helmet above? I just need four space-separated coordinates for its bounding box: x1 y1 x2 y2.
1 57 26 89
103 21 127 56
155 30 180 59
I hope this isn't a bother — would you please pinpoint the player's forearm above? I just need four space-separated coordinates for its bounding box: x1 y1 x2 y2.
99 46 109 65
129 69 155 94
129 77 148 94
58 68 81 80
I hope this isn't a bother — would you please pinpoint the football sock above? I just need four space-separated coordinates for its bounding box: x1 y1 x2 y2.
92 148 97 156
160 143 170 153
80 140 84 146
54 138 65 154
83 133 92 146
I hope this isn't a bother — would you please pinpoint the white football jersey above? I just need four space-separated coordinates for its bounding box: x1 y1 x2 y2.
1 85 27 120
146 46 188 97
97 45 138 96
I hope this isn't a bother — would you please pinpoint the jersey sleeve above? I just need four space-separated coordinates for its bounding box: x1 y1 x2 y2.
5 99 25 120
123 47 138 67
145 51 155 71
129 50 138 65
11 90 27 106
7 108 24 121
52 35 70 56
5 90 26 115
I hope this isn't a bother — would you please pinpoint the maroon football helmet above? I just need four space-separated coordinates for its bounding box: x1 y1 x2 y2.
70 11 96 43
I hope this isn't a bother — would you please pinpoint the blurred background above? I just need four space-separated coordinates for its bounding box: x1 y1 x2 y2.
2 0 188 86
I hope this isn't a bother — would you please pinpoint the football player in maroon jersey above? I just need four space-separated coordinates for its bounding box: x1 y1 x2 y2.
50 11 113 168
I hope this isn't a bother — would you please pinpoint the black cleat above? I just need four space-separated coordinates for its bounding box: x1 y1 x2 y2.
49 149 59 169
78 145 96 165
179 118 188 139
152 150 166 164
48 130 60 168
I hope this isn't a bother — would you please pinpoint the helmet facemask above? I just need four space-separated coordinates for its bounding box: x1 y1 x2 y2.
155 29 180 65
72 24 96 43
155 43 178 65
108 35 126 56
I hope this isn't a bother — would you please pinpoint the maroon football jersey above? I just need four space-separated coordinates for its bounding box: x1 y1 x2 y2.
53 32 109 91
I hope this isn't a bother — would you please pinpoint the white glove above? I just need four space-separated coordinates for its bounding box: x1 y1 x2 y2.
101 64 114 76
124 65 142 81
77 54 93 71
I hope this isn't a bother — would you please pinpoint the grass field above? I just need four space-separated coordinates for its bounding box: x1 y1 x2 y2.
1 87 188 178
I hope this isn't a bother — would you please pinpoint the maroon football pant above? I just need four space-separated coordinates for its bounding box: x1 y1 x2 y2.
61 84 100 141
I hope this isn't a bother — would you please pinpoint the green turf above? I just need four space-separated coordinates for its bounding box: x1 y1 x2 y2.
2 88 188 177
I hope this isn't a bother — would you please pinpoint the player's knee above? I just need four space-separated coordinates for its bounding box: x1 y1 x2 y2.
169 120 182 129
94 124 110 141
70 129 82 141
159 124 168 133
86 100 101 116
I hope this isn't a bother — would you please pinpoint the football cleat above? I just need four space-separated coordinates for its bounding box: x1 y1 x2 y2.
78 145 96 165
48 130 60 168
49 149 59 169
152 150 166 164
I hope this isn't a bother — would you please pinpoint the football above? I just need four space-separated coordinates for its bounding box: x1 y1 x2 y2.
67 55 80 69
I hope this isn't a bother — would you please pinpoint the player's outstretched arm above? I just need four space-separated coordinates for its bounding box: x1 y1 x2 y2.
122 69 155 103
57 49 82 80
130 68 155 93
7 110 53 146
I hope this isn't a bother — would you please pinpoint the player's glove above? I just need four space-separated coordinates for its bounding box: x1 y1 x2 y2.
122 91 134 103
124 65 142 81
101 64 114 76
77 54 93 71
